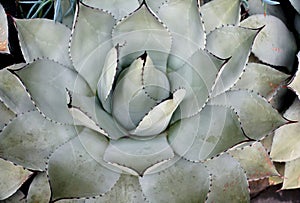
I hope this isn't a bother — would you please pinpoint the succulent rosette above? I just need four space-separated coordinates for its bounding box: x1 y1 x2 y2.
0 0 297 202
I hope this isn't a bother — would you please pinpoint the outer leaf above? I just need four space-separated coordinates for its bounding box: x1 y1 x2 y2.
1 190 25 203
206 26 259 96
0 111 77 171
82 0 139 20
153 0 205 68
112 4 172 71
0 68 35 114
229 142 279 180
168 105 246 161
290 0 300 13
201 0 241 33
103 133 174 175
140 158 210 202
26 172 51 203
205 154 250 203
289 52 300 99
241 15 297 71
283 158 300 189
271 99 300 162
16 19 72 67
14 59 92 124
209 90 287 140
70 3 115 92
48 136 120 200
0 158 32 200
232 63 289 98
0 3 9 54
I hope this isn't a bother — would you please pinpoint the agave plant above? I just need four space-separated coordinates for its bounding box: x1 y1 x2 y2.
0 0 297 202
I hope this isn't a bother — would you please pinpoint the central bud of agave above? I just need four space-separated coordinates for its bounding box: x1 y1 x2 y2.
97 50 185 137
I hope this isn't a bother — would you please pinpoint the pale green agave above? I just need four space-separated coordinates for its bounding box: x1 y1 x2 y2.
0 0 297 202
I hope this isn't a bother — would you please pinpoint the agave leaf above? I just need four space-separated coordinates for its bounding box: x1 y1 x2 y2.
26 172 51 203
229 142 279 180
207 26 259 96
0 101 15 130
81 0 139 21
168 105 246 161
14 59 92 124
48 136 120 200
70 3 115 92
282 158 300 189
130 89 185 136
205 154 250 202
103 133 174 175
112 4 172 71
15 19 72 67
290 0 300 13
0 111 78 171
153 0 205 68
209 90 287 140
271 99 300 162
232 63 289 98
139 158 209 202
0 158 32 200
1 190 25 203
289 52 300 99
168 49 225 119
241 15 297 71
201 0 241 33
0 4 9 54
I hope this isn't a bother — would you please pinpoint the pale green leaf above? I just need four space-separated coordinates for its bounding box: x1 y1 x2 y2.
289 52 300 99
140 158 210 203
26 172 51 203
241 15 297 71
0 111 77 171
205 154 250 203
48 136 120 200
209 90 287 140
0 101 15 130
14 59 92 124
282 158 300 189
206 26 259 96
271 99 300 162
229 142 279 180
0 4 9 54
112 4 172 71
0 158 32 200
16 19 72 67
153 0 205 68
290 0 300 13
201 0 241 33
70 3 115 92
82 0 140 21
103 133 174 175
1 190 25 203
168 105 246 161
130 89 185 136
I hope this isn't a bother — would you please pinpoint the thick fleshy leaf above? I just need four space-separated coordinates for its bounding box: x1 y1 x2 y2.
205 154 250 202
130 89 185 136
16 19 72 67
0 158 32 200
282 158 300 189
70 3 115 92
82 0 139 20
152 0 205 68
14 59 92 124
0 101 15 130
0 68 35 114
0 111 77 171
289 52 300 99
48 136 120 200
232 63 289 98
140 158 210 202
0 4 9 54
2 190 25 203
229 142 279 180
168 105 246 161
241 15 297 71
168 49 226 119
209 90 287 140
112 4 172 71
201 0 241 33
103 134 174 175
290 0 300 13
271 99 300 162
207 26 259 96
26 172 51 203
